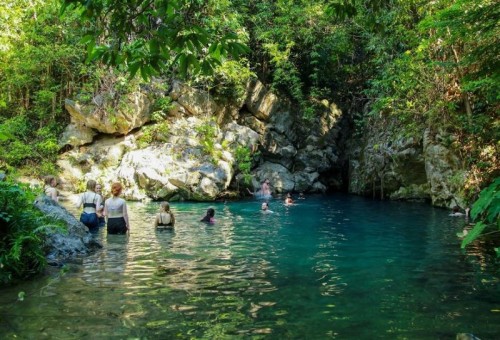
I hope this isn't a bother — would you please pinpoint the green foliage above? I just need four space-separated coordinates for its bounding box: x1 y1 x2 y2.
137 113 170 149
61 0 250 80
0 0 91 175
420 0 500 102
461 177 500 250
0 181 63 285
206 59 255 101
470 177 500 223
136 104 173 148
460 221 488 249
235 146 253 185
195 119 221 161
356 0 498 202
153 96 174 113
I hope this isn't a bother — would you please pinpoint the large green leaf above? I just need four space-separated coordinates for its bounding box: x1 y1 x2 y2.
60 0 248 78
461 222 488 249
486 196 500 224
470 177 500 220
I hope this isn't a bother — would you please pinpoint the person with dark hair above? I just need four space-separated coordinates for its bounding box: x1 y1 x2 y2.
77 179 102 233
261 202 273 213
200 208 215 223
104 182 129 235
154 202 175 229
284 193 294 205
450 206 466 217
44 175 59 202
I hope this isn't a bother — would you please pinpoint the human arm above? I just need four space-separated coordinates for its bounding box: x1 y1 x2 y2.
171 213 175 227
123 201 130 231
76 193 83 208
50 188 59 202
103 199 108 220
95 196 103 216
153 214 159 228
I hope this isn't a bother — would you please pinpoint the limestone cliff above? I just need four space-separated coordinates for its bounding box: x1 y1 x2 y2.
58 77 469 207
347 113 469 208
58 79 346 200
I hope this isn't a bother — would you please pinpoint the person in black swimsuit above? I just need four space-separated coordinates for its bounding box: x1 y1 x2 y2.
104 182 130 235
77 180 102 233
154 202 175 229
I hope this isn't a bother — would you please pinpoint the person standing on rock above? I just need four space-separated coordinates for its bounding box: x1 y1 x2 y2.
44 175 59 202
104 182 130 235
77 179 102 233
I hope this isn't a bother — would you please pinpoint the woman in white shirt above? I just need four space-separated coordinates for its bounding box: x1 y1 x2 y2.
104 182 130 235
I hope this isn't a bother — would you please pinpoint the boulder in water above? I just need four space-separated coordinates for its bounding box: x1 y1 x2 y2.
34 195 102 265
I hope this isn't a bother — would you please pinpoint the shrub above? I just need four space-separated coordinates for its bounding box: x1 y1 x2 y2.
0 181 63 285
461 177 500 256
235 146 254 185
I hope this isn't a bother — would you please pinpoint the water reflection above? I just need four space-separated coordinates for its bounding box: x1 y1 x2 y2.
0 195 498 338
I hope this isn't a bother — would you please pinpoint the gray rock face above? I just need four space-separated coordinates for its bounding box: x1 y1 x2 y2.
347 115 467 207
60 79 347 200
253 162 295 193
65 88 152 135
244 79 280 121
423 129 466 208
58 123 97 148
34 196 101 264
169 80 218 116
60 76 477 206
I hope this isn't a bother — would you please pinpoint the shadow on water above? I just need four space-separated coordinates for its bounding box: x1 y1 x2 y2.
0 194 498 339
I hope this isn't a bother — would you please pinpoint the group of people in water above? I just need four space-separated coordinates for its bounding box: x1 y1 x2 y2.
77 180 130 235
44 176 474 237
44 177 130 235
43 176 305 234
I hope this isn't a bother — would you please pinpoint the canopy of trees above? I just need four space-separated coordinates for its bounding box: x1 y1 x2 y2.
1 0 497 189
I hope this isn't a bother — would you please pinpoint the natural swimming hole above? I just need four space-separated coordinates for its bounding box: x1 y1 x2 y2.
1 194 498 339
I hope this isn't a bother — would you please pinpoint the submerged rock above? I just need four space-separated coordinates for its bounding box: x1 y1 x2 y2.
34 195 102 265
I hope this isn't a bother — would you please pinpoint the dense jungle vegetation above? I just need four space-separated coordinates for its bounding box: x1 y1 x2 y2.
0 0 498 282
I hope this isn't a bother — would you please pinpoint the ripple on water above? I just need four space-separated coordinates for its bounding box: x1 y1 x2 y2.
0 195 498 339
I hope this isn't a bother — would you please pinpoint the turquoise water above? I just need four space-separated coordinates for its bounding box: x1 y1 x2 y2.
0 194 498 339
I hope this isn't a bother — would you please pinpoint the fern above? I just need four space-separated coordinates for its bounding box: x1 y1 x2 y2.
0 180 57 284
470 177 500 222
462 177 500 252
461 222 488 249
